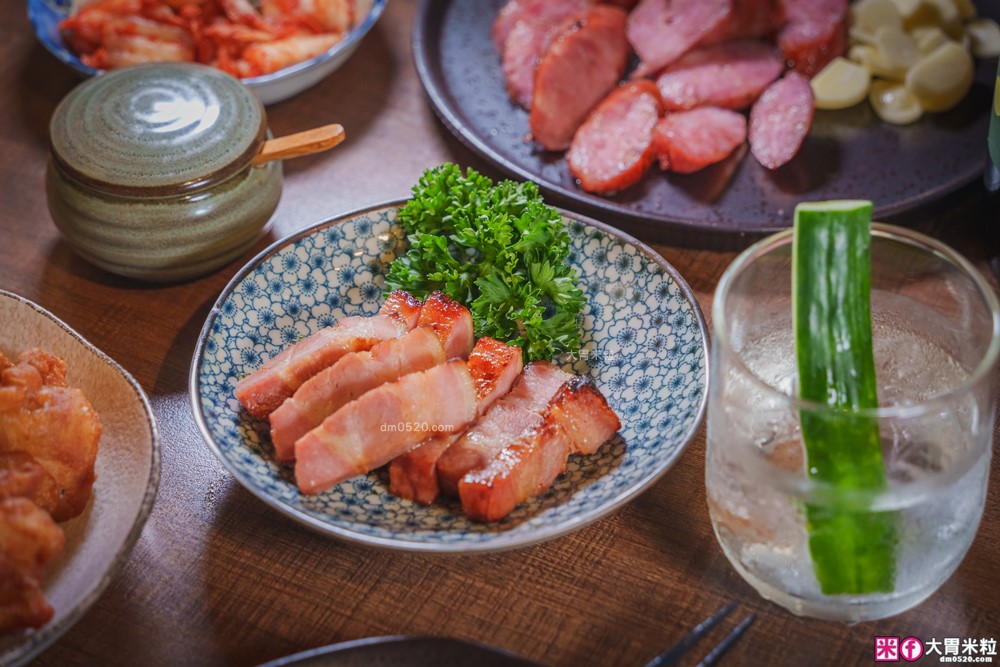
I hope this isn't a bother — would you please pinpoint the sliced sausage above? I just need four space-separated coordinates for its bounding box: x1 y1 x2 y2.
529 5 630 151
702 0 785 44
778 0 848 76
493 0 526 51
567 81 662 193
626 0 731 78
500 0 592 109
653 107 747 174
749 72 814 170
655 40 784 111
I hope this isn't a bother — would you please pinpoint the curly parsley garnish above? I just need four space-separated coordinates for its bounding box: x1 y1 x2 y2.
386 164 585 362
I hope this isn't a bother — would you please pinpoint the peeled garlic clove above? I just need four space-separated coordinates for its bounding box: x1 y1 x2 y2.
910 25 950 54
966 18 1000 58
849 43 908 80
850 25 879 45
811 57 872 110
848 44 879 64
906 0 963 38
870 80 924 124
876 25 923 70
905 41 973 112
852 0 904 41
952 0 977 20
889 0 923 21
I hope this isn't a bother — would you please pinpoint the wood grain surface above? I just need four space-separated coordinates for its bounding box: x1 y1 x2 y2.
1 2 998 666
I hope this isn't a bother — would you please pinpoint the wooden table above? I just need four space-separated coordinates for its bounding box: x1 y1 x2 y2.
3 2 998 666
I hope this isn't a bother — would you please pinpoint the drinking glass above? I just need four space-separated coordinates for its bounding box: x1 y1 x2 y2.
706 223 1000 622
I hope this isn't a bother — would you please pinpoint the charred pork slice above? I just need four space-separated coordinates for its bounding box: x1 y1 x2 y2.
748 72 814 170
436 361 570 496
778 0 847 76
529 5 629 151
268 327 447 463
655 40 784 112
460 376 620 523
653 107 747 173
235 290 422 419
500 0 593 109
268 292 473 463
415 291 475 360
626 0 730 78
388 433 456 505
566 81 661 194
294 360 477 495
389 337 524 504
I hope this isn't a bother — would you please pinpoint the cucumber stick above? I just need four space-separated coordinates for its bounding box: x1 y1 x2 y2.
792 200 896 595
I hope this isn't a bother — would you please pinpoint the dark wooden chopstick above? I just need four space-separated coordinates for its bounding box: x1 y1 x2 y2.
694 613 757 667
642 601 754 667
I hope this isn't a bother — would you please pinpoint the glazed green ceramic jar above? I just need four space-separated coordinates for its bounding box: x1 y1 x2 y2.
47 63 282 282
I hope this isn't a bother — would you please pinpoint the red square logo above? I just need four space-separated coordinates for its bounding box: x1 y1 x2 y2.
876 637 900 662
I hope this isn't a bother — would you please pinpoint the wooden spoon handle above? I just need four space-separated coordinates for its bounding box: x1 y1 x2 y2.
251 124 346 165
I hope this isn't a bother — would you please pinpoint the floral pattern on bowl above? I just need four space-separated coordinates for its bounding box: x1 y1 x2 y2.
190 202 707 552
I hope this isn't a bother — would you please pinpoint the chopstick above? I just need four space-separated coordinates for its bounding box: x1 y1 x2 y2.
643 602 755 667
694 613 757 667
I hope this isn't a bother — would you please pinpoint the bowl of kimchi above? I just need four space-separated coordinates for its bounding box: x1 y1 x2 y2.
28 0 387 105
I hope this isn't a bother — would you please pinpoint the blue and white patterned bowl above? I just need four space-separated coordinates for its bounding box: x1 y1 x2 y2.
189 202 708 552
27 0 387 105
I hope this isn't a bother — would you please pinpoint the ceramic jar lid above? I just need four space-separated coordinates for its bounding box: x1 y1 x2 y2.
49 63 267 196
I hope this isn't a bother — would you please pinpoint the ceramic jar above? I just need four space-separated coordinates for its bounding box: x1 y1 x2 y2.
47 63 282 282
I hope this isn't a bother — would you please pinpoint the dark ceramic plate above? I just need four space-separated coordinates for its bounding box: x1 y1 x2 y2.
257 637 538 667
413 0 998 244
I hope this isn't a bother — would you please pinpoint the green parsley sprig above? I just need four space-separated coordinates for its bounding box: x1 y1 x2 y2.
386 164 585 362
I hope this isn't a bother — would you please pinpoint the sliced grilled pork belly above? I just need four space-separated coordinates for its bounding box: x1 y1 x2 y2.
778 0 847 77
416 291 475 360
655 40 784 112
268 327 447 463
566 81 661 194
380 290 424 330
436 361 570 496
389 433 457 505
467 337 525 412
294 360 477 495
268 293 471 462
389 337 524 504
749 72 814 170
545 376 622 455
234 290 422 419
500 0 593 109
529 5 629 151
460 376 621 522
653 107 747 173
627 0 730 78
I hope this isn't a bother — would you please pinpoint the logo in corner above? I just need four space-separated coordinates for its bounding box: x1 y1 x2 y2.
875 636 900 662
900 637 924 662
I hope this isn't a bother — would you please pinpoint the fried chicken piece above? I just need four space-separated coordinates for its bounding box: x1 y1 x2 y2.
0 349 101 521
0 452 47 502
0 498 65 633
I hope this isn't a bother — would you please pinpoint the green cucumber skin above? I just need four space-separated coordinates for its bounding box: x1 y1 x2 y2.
793 202 897 596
